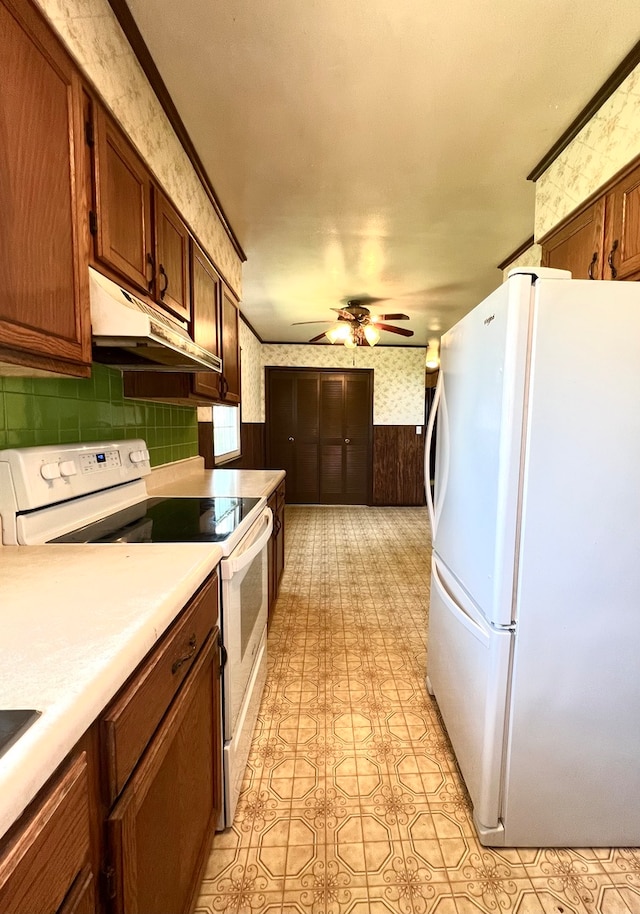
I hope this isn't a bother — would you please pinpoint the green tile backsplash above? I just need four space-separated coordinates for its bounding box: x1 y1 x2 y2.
0 365 198 467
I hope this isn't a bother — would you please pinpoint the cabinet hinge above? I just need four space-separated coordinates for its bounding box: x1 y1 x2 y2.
89 211 98 235
85 119 94 147
101 864 117 901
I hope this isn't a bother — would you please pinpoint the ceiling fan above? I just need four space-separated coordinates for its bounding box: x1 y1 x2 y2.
293 298 414 347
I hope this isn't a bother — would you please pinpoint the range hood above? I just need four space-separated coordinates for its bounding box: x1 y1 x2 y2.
89 268 222 372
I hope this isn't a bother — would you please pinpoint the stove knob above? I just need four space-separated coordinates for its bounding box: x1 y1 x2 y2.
129 449 146 464
59 460 77 477
40 462 61 480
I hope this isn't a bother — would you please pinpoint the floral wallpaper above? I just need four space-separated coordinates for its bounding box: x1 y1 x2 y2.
237 322 426 425
501 243 542 282
238 319 263 423
34 0 243 297
535 63 640 238
261 344 426 426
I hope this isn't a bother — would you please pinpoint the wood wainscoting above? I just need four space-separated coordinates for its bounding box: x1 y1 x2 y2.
198 422 265 470
200 421 425 505
372 425 426 506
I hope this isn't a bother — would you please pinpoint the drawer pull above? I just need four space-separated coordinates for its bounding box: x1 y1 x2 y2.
172 634 197 674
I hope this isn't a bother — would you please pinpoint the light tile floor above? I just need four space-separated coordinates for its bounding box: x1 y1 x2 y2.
196 506 640 914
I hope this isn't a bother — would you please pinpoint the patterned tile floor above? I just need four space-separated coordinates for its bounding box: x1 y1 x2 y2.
196 506 640 914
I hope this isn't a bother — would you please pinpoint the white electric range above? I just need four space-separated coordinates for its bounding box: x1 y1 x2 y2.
0 439 272 827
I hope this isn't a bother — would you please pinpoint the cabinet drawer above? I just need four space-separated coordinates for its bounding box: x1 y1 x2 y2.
0 752 91 914
102 572 219 804
276 480 286 512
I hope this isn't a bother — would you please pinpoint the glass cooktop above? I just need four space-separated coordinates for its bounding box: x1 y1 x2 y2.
0 709 41 760
50 496 262 544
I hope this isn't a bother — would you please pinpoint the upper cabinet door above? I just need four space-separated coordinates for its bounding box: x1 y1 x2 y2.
191 240 221 400
218 288 240 403
92 107 153 295
153 190 191 322
605 160 640 281
0 0 90 375
541 198 605 280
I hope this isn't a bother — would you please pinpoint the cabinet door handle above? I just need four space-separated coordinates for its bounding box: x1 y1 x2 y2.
608 239 619 279
288 436 295 442
159 264 169 299
344 438 351 444
146 252 155 292
171 633 197 674
587 252 598 280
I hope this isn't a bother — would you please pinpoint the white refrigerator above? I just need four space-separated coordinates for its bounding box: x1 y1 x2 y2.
425 266 640 847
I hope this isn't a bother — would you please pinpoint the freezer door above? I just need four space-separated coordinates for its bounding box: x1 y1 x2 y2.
433 274 531 626
427 557 512 833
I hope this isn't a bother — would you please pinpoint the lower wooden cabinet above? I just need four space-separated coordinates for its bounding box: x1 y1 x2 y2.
0 753 94 914
0 571 223 914
59 867 96 914
106 632 220 914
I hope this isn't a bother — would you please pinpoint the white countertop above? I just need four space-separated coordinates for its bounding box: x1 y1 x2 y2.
0 459 285 842
147 460 285 499
0 541 222 841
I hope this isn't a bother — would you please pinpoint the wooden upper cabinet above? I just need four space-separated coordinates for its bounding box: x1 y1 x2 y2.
153 189 191 322
604 160 640 281
192 240 222 400
92 106 153 295
0 0 90 377
541 198 605 279
541 156 640 284
217 287 241 403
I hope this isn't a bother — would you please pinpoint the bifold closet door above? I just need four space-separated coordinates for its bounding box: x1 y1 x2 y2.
267 368 373 505
267 370 320 503
319 371 372 504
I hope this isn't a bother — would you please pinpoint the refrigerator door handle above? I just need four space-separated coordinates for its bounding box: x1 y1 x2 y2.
432 558 489 645
425 369 443 534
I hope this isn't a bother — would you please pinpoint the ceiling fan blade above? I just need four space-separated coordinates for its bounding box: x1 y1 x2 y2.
376 313 410 321
291 319 334 325
308 332 328 343
340 295 389 306
376 323 414 337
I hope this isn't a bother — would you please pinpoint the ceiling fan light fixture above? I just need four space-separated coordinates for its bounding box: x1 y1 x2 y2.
326 324 351 344
426 339 440 371
343 333 358 349
363 324 381 346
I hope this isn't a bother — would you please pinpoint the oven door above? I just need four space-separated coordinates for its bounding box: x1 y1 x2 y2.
220 506 272 740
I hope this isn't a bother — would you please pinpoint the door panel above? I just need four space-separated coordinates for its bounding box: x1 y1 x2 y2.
93 108 152 293
606 161 640 280
434 276 530 626
267 368 372 505
427 557 511 831
319 444 342 499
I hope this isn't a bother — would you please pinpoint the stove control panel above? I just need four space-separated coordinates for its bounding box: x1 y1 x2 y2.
0 439 151 516
79 449 122 474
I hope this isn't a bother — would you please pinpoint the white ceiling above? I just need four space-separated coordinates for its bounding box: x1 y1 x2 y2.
125 0 640 347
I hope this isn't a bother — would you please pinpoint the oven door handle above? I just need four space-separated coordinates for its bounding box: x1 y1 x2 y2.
221 508 273 578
